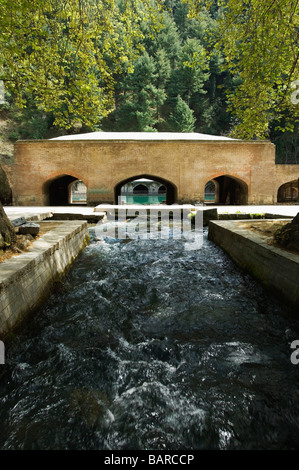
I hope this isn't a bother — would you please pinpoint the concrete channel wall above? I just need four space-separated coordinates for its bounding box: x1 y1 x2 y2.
208 220 299 311
0 220 89 339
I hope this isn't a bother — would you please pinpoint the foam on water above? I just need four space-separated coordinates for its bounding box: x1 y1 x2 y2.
0 227 299 449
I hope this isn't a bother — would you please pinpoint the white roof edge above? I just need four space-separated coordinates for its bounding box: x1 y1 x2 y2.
50 131 238 141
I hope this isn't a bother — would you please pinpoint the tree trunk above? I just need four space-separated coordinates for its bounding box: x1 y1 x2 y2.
0 202 16 248
0 166 12 205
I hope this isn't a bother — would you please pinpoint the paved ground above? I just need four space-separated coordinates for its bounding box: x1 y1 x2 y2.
4 206 105 222
3 204 299 222
212 204 299 216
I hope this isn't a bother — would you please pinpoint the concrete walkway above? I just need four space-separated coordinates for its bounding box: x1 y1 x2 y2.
212 205 299 217
4 204 299 223
3 206 105 223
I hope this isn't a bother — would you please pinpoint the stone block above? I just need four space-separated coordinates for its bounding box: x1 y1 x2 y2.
19 223 40 236
202 208 218 226
11 217 26 227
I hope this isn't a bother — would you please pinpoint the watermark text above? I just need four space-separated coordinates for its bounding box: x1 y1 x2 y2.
291 79 299 105
0 80 5 104
104 453 195 467
0 340 5 364
95 203 203 251
290 340 299 365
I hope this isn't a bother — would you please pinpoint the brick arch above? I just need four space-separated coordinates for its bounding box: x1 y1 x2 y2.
204 174 249 204
275 175 299 191
204 173 250 189
42 173 88 206
277 178 299 203
114 174 178 205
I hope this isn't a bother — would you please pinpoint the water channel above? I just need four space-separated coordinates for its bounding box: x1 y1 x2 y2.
0 217 299 450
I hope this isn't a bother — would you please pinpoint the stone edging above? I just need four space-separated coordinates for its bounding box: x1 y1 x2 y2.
208 219 299 311
0 220 89 339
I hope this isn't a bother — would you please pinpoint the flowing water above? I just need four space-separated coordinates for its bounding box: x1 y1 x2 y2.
0 219 299 450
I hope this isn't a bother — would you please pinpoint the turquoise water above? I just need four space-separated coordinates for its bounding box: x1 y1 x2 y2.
121 195 166 205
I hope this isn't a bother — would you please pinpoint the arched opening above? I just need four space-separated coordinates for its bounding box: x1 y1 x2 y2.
158 185 166 195
208 175 248 205
204 180 216 203
43 175 86 206
115 175 177 205
133 184 149 194
70 180 87 204
277 179 299 202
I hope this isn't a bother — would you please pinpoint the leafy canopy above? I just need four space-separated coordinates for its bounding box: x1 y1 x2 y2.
0 0 164 129
183 0 299 139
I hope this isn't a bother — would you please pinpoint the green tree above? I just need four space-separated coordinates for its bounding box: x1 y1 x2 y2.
169 95 196 131
103 2 229 134
0 0 163 131
155 49 172 91
168 38 209 106
270 122 299 164
184 0 299 139
165 0 234 135
113 52 166 131
192 51 238 135
142 11 182 66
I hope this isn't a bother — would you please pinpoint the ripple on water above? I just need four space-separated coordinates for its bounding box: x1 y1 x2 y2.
0 228 299 450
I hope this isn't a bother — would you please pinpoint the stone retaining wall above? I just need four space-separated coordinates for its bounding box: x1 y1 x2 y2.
0 220 89 338
208 219 299 311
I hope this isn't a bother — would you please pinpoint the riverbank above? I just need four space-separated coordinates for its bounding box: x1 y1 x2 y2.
0 220 89 339
208 219 299 311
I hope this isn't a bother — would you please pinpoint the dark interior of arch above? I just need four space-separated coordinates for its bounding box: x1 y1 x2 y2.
115 175 177 204
277 179 298 202
133 184 149 194
214 175 248 204
48 175 78 205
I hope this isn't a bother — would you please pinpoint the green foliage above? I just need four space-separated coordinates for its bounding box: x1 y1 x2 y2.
271 121 299 164
168 38 209 104
112 52 166 131
0 0 164 130
1 0 236 137
183 0 299 140
141 11 182 64
169 95 196 132
9 103 55 140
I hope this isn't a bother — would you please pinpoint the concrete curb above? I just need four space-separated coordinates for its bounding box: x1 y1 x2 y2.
208 219 299 311
0 220 89 339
